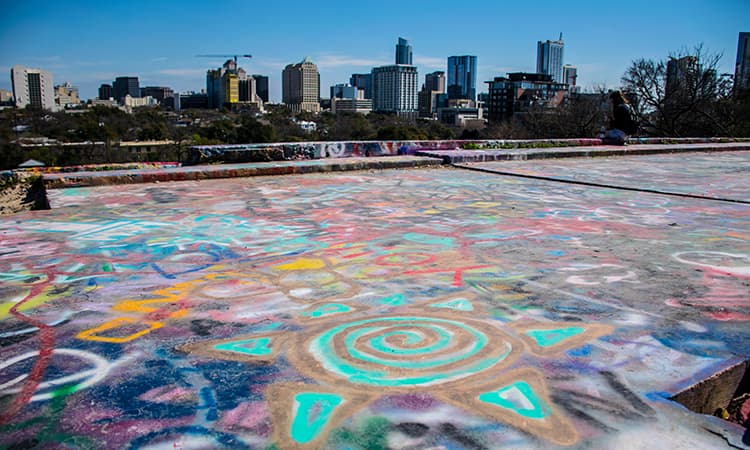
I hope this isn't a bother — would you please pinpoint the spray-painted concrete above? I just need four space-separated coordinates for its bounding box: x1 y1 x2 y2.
2 163 749 449
420 142 750 164
42 156 443 189
458 150 750 203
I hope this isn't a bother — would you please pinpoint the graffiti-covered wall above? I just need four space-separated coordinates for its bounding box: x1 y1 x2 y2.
188 137 750 164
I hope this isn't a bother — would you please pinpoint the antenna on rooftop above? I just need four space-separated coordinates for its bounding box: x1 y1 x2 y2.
559 32 563 41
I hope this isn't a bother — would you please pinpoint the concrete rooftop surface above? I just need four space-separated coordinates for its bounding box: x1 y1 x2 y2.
1 150 749 449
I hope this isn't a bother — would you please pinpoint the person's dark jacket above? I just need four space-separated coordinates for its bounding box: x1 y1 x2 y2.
610 103 637 134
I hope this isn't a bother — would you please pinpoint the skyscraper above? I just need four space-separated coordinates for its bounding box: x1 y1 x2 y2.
98 83 112 100
253 75 269 102
350 73 372 99
372 38 419 118
447 55 477 101
11 65 55 110
113 77 140 102
396 37 413 65
537 36 564 83
282 57 320 112
424 71 445 93
206 60 261 109
372 65 419 118
735 32 750 92
418 71 445 118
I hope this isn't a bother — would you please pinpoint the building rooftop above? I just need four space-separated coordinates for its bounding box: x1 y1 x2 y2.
1 147 749 448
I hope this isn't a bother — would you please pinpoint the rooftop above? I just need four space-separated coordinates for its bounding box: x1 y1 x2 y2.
1 146 749 448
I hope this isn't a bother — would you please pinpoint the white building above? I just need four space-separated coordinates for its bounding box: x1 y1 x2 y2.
371 65 418 118
11 65 55 110
123 95 159 109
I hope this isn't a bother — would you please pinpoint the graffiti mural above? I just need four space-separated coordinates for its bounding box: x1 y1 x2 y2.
2 166 749 448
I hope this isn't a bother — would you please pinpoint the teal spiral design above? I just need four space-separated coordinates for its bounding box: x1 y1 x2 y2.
308 316 513 387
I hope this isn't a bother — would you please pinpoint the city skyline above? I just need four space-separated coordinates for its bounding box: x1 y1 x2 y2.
1 0 748 103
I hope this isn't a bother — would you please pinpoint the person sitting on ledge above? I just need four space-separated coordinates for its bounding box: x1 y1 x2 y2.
603 91 638 146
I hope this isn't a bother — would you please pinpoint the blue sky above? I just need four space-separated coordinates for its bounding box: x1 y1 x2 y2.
1 0 748 103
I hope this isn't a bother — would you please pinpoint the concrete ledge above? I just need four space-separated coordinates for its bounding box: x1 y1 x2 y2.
43 156 443 188
188 137 750 164
418 142 750 163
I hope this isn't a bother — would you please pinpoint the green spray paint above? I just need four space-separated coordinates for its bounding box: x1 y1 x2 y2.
525 327 585 348
215 337 272 356
301 303 352 318
290 392 343 444
310 317 512 386
478 381 549 419
378 294 409 306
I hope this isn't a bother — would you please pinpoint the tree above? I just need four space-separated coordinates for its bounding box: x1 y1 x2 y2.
622 45 725 137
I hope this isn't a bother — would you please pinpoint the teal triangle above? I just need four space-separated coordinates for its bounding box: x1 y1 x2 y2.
290 392 343 444
430 298 474 311
478 381 549 420
301 303 352 318
379 294 409 306
525 327 585 348
214 337 272 356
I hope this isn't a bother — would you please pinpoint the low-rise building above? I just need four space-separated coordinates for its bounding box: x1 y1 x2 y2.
180 92 209 109
54 82 81 109
331 98 372 114
123 95 158 109
438 99 484 127
486 72 568 122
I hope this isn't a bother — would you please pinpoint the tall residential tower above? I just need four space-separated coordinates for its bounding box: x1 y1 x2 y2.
537 35 564 83
372 38 419 118
282 57 320 112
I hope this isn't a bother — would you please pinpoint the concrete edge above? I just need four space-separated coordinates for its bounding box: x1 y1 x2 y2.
43 156 444 189
417 143 750 164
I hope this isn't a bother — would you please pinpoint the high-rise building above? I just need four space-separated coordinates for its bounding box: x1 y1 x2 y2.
371 38 419 118
735 32 750 92
424 71 446 93
372 65 419 118
113 77 140 102
563 65 578 90
418 71 445 118
350 73 372 99
396 37 413 65
253 75 269 102
537 36 565 83
99 83 113 100
11 65 55 110
282 57 320 112
447 56 477 101
206 60 262 110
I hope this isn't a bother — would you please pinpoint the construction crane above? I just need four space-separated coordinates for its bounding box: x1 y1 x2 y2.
196 54 252 64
